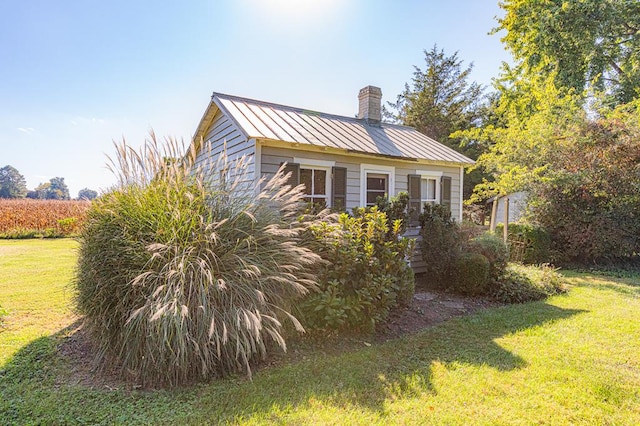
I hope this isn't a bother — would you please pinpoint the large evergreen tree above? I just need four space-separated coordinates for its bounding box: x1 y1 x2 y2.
387 45 487 197
0 165 28 199
387 45 484 149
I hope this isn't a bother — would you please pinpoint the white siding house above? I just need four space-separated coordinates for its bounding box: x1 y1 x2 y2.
191 86 475 271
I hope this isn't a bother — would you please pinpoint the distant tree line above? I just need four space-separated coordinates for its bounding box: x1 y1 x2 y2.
0 165 98 200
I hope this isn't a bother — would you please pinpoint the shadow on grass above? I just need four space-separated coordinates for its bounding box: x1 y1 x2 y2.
564 270 640 297
196 301 586 423
0 303 586 424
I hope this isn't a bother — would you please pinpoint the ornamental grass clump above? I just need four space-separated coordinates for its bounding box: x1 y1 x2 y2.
75 135 323 387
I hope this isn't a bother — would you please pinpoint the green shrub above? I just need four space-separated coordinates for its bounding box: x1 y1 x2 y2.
491 264 568 304
418 203 463 288
452 252 490 295
466 232 509 281
530 112 640 264
300 207 415 333
374 191 410 236
496 223 551 264
75 136 322 387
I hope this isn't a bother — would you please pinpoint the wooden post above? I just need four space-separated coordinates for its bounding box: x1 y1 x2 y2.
489 198 498 232
503 197 509 243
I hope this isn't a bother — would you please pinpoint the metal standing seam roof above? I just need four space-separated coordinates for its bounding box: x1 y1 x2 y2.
205 92 475 165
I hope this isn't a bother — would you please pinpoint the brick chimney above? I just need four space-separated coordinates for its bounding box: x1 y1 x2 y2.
357 85 382 125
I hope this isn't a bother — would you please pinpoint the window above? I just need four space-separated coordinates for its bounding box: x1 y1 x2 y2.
360 164 395 207
282 158 346 210
421 177 438 205
408 171 450 226
300 168 327 207
366 173 388 206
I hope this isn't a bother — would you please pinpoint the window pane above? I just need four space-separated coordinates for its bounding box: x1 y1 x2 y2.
300 169 312 195
367 191 385 205
421 178 436 201
427 179 436 199
314 169 326 195
367 176 387 191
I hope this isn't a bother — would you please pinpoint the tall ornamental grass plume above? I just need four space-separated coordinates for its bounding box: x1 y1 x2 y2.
75 133 324 387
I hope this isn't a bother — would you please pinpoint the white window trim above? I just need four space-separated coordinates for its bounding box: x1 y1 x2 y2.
360 164 395 207
294 157 335 169
416 170 443 204
295 157 334 205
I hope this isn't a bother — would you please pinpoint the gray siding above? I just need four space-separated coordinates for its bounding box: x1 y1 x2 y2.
194 109 255 186
260 145 462 221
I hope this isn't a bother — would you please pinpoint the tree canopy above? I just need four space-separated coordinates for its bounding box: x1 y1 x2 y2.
386 45 484 151
0 165 28 199
78 188 98 200
497 0 640 105
27 177 71 200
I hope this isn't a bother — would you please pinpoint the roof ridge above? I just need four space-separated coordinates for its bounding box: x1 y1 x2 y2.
211 91 414 130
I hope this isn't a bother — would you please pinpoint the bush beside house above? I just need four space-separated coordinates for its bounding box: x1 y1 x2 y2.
419 204 566 302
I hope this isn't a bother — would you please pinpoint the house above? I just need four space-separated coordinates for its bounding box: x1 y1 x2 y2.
192 86 474 226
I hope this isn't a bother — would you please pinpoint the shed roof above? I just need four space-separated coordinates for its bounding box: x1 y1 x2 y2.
194 92 474 166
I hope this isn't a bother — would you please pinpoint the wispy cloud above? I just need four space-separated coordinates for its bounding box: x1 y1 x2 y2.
17 127 35 134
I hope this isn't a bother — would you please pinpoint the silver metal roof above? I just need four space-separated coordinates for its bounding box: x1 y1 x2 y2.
204 92 474 165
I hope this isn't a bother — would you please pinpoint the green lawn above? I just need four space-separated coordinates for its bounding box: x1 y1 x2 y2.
1 239 639 425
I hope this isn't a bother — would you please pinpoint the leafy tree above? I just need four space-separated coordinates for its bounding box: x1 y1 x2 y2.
530 100 640 263
0 165 27 198
461 77 585 202
78 188 98 200
497 0 640 105
30 182 51 199
49 177 70 200
387 45 487 197
29 177 71 200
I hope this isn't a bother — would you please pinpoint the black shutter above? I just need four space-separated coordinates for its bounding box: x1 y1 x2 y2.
441 175 452 213
280 162 300 187
408 174 422 226
332 166 347 210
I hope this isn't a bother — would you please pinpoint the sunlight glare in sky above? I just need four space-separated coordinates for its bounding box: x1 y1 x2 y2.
240 0 344 32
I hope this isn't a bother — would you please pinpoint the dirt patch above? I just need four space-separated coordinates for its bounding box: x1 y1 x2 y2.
376 290 503 341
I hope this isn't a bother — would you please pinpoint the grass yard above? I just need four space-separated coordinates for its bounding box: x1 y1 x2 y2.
1 239 640 425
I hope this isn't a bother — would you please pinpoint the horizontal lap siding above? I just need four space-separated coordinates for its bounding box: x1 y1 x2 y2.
260 145 462 220
195 110 255 185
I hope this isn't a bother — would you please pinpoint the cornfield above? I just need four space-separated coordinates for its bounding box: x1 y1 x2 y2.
0 199 90 237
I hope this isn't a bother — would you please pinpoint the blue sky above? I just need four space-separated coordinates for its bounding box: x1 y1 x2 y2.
0 0 510 196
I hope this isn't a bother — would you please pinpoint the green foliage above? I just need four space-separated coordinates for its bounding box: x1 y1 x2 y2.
301 207 415 333
418 203 463 288
497 0 640 105
496 223 551 264
386 46 484 151
465 232 509 281
28 177 71 200
373 191 410 236
0 165 27 199
75 135 322 386
492 264 568 304
77 188 98 200
452 252 490 295
530 103 640 263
